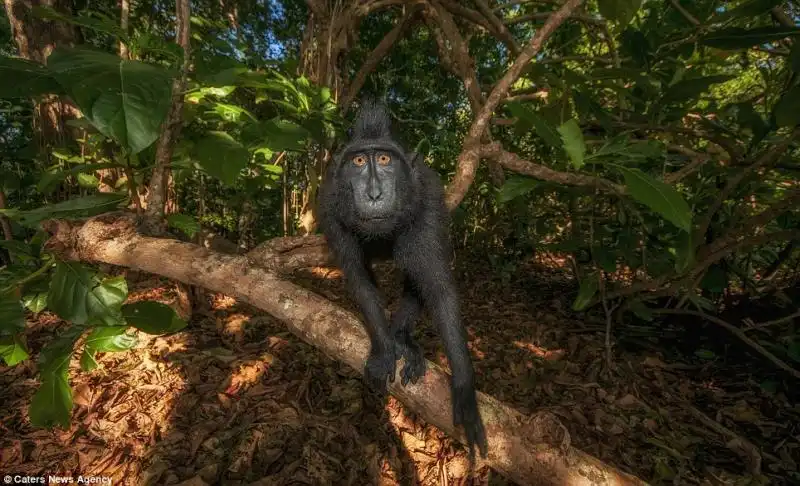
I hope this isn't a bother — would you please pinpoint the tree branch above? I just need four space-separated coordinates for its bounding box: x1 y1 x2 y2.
654 309 800 380
445 0 586 210
479 143 625 193
41 214 646 486
341 6 419 112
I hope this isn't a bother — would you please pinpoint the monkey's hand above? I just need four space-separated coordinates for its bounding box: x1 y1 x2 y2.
393 333 426 386
452 381 488 461
364 346 396 393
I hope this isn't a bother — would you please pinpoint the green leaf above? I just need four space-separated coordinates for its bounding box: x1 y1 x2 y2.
558 119 586 169
616 167 692 232
773 86 800 128
0 334 29 366
0 292 25 336
592 248 617 273
598 0 643 27
29 327 82 428
497 177 538 203
0 334 29 365
192 131 250 186
86 276 128 327
23 292 48 313
84 326 137 352
661 75 734 104
699 27 800 50
260 119 311 151
122 301 188 335
12 193 127 228
47 261 94 325
47 47 173 154
0 56 62 98
166 213 201 238
572 274 599 311
414 137 431 159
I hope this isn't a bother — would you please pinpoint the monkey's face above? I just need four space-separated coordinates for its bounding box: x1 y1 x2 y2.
336 144 413 233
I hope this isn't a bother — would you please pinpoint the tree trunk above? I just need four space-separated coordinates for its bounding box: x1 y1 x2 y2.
4 0 80 154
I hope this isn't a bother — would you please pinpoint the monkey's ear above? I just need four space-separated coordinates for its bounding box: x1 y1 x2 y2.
407 151 423 166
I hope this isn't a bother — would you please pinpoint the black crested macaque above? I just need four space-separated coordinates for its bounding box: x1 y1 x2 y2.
318 99 487 459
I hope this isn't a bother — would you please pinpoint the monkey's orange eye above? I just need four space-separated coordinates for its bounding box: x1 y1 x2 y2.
352 155 367 166
377 154 392 165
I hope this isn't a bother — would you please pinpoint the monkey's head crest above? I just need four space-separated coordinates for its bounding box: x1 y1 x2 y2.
351 98 392 141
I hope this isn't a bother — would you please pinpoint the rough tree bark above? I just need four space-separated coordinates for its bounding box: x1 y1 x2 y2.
144 0 191 222
42 213 647 486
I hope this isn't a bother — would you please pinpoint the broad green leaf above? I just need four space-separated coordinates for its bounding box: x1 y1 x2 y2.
572 274 599 311
76 173 99 189
80 349 99 371
30 327 82 428
84 326 137 352
193 131 250 186
86 276 128 327
23 292 48 313
0 292 25 335
47 261 94 325
714 0 785 21
122 301 188 335
773 86 800 127
497 177 538 203
616 167 692 232
12 193 127 228
166 213 201 238
47 47 173 154
0 57 62 98
661 75 734 104
699 27 800 50
0 240 35 259
598 0 642 26
0 335 29 365
558 119 586 169
29 372 73 428
260 119 311 151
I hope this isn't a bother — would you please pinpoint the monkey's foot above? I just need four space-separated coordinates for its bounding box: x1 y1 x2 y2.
364 349 396 393
397 342 426 386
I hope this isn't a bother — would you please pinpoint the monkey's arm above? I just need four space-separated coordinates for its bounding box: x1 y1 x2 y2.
324 221 396 390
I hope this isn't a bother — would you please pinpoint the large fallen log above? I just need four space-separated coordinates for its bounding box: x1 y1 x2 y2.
42 213 647 486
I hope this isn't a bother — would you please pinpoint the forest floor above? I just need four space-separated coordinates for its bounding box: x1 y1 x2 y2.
1 252 798 485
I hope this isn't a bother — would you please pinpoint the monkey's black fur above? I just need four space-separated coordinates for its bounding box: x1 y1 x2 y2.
318 99 488 460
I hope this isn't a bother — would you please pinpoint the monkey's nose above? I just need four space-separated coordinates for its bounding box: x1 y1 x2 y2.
367 186 383 201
